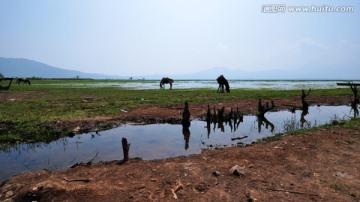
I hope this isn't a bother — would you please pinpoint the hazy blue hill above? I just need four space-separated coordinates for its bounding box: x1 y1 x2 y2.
0 57 124 79
0 57 357 80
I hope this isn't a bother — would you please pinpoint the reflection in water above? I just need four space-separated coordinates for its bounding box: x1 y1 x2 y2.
257 116 274 133
300 108 310 128
182 123 191 150
205 104 244 138
181 101 191 150
351 105 359 118
47 80 357 90
0 105 356 183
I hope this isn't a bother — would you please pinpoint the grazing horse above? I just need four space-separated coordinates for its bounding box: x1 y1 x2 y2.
160 77 174 89
16 78 31 85
216 75 230 93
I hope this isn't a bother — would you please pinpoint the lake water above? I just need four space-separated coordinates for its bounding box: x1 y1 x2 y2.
47 80 358 90
0 105 357 183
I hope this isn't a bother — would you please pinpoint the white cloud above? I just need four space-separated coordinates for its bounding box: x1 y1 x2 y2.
298 38 330 50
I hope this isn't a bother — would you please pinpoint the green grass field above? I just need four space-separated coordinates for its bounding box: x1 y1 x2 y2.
1 79 352 123
0 79 356 143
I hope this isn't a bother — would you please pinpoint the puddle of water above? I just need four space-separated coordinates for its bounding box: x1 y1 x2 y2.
0 105 357 183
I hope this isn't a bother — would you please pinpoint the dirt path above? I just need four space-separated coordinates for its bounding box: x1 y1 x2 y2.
1 96 359 201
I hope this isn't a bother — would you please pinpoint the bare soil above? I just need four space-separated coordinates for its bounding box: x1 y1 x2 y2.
1 96 360 202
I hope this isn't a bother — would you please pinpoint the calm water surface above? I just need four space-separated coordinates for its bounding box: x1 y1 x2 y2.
0 105 357 183
46 80 358 90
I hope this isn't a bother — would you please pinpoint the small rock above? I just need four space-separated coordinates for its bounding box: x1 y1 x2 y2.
5 191 14 198
333 172 347 178
230 165 246 177
332 120 346 125
73 126 81 132
212 171 220 177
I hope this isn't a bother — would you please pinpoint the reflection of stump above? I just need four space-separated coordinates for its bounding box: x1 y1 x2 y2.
257 116 274 133
300 108 309 127
182 125 191 150
121 138 130 162
206 120 211 138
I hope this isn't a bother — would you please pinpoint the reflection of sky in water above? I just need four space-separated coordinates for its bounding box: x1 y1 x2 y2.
1 105 357 183
46 80 356 90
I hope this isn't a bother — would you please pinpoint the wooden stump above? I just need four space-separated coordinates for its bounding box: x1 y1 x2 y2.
121 138 130 162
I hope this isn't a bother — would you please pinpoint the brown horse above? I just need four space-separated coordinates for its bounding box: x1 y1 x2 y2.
216 75 230 93
16 78 31 85
160 77 174 89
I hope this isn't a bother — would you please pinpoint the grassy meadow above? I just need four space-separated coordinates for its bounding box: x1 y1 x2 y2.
0 79 355 143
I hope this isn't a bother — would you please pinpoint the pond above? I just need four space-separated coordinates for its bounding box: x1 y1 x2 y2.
0 105 357 183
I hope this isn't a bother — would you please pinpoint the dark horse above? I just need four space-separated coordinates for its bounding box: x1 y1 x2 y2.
160 77 174 89
216 75 230 93
16 78 31 85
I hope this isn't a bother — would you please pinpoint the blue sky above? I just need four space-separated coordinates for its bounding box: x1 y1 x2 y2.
0 0 359 77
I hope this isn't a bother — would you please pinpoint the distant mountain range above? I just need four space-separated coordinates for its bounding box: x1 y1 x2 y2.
0 57 126 79
0 57 358 80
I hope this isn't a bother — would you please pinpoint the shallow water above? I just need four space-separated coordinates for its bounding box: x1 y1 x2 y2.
0 105 357 183
46 80 356 90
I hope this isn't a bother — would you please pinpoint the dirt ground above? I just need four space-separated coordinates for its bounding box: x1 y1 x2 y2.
1 96 360 201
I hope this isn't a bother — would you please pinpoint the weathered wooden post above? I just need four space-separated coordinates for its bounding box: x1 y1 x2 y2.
257 99 276 118
182 101 191 150
301 88 311 110
206 103 211 123
182 101 190 126
337 82 360 117
217 106 225 122
0 78 13 90
206 104 211 138
337 82 360 102
212 106 217 124
121 138 130 162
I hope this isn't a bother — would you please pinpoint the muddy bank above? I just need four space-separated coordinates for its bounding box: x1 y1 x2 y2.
0 95 359 201
43 96 353 133
1 122 359 201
